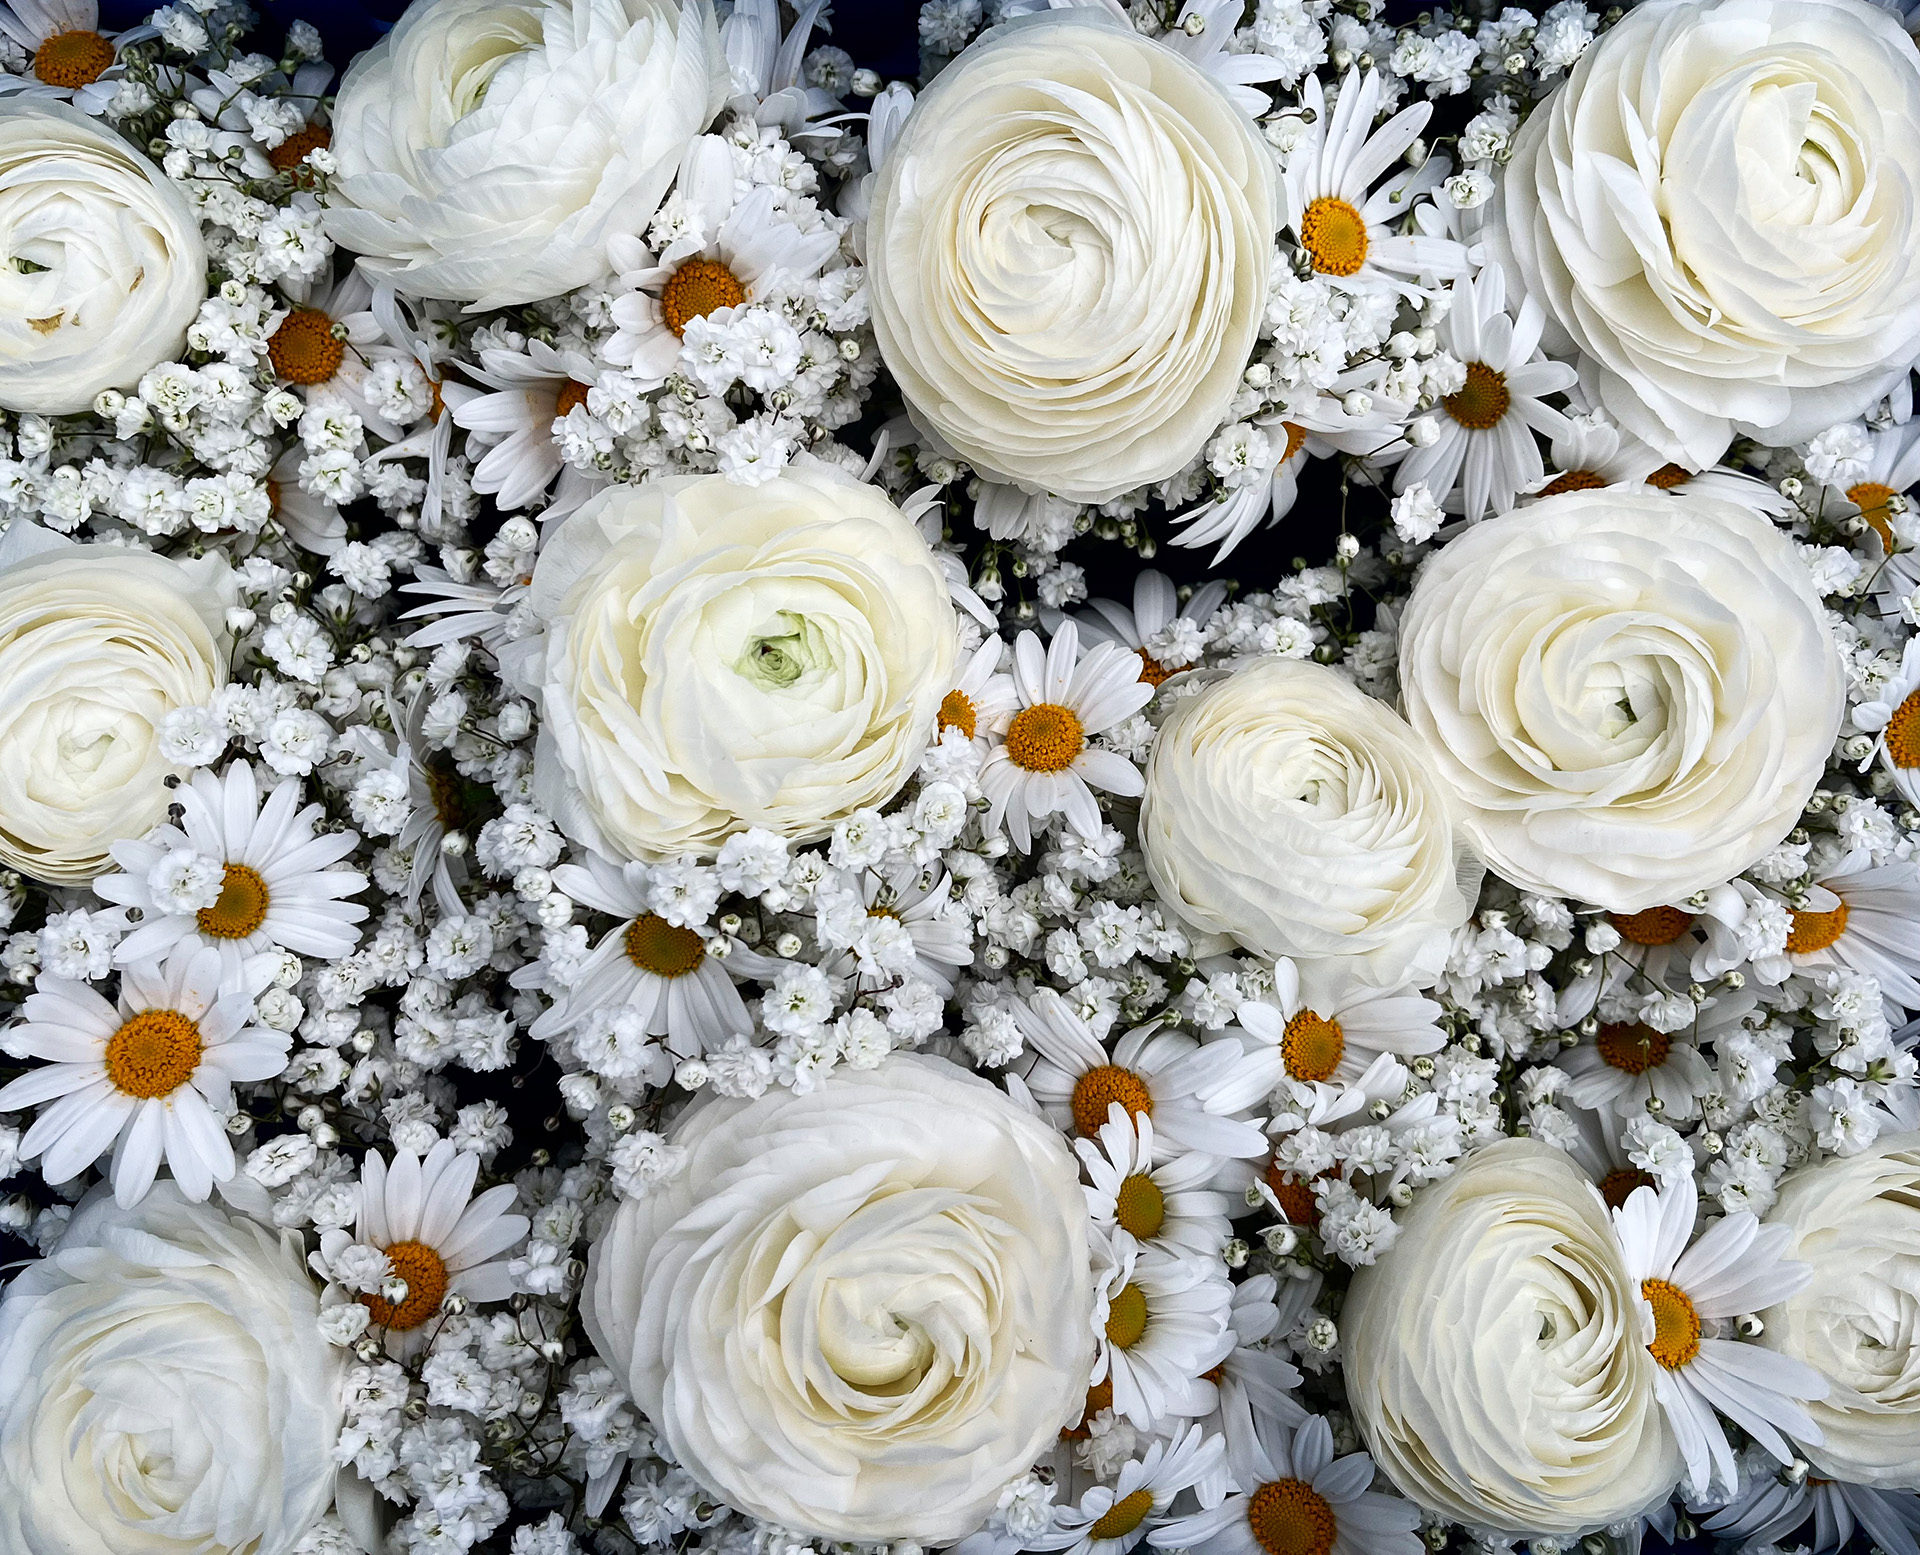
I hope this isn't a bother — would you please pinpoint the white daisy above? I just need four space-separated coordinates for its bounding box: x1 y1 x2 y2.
1027 1425 1226 1555
450 338 601 511
95 761 368 979
1821 415 1920 563
1395 264 1577 521
1078 1106 1231 1263
1179 1274 1311 1508
318 1140 530 1358
528 855 756 1058
1093 1236 1234 1430
1232 958 1446 1101
266 269 409 441
934 636 1019 755
364 287 485 534
1561 985 1759 1123
1852 643 1920 823
979 622 1156 850
1156 0 1285 117
1152 1414 1422 1555
1777 849 1920 1014
1704 1445 1920 1555
0 944 286 1207
822 863 974 996
1052 571 1229 690
0 0 154 113
266 444 347 555
1560 885 1761 1013
1612 1177 1827 1498
1016 989 1271 1160
1533 400 1796 506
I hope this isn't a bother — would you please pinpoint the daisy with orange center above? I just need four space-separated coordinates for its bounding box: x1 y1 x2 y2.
0 943 289 1207
1561 984 1757 1123
1091 1234 1235 1430
1054 571 1227 689
933 636 1018 753
1771 848 1920 1016
1232 958 1446 1115
451 337 603 511
1025 1425 1224 1555
0 0 147 111
1610 1177 1827 1498
1853 636 1920 815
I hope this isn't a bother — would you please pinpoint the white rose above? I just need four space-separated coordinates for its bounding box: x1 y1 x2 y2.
1397 485 1843 912
1139 659 1477 990
0 1183 345 1555
1499 0 1920 468
324 0 729 308
1344 1139 1684 1535
515 468 956 860
0 100 207 414
581 1054 1094 1543
867 10 1273 504
0 528 231 884
1758 1134 1920 1488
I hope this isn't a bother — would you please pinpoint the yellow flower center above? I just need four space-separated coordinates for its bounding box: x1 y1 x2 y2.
1105 1281 1149 1349
1443 361 1510 431
1608 906 1696 947
1005 702 1085 773
1786 899 1849 955
938 687 978 740
1281 420 1310 463
1263 1161 1322 1228
1282 1010 1345 1083
33 29 114 88
360 1240 450 1332
1249 1478 1338 1555
553 379 591 418
1136 649 1174 688
1598 1166 1656 1210
1090 1488 1157 1541
1642 1277 1701 1369
268 123 332 176
1885 689 1920 770
1595 1021 1670 1076
104 1008 203 1099
1063 1377 1115 1440
1849 481 1899 552
1540 468 1609 497
1114 1172 1166 1241
1071 1063 1154 1137
660 257 747 337
196 862 271 940
268 308 344 385
624 913 706 978
1645 463 1693 490
1298 196 1370 278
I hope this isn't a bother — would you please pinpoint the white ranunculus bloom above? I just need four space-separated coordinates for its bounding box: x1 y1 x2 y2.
866 9 1274 504
582 1054 1094 1542
0 1183 345 1555
0 526 232 885
1499 0 1920 469
1397 485 1843 912
511 467 956 861
1344 1139 1685 1535
1758 1135 1920 1488
1139 659 1477 991
0 99 207 414
324 0 730 309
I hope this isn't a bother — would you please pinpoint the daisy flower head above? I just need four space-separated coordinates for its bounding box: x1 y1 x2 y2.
935 635 1018 755
1775 849 1920 1015
265 268 407 439
450 337 602 512
1560 983 1759 1124
96 761 368 979
1029 1424 1226 1555
1093 1236 1234 1429
823 862 973 996
319 1139 530 1357
1056 570 1228 690
1611 1176 1827 1498
1395 263 1577 522
979 621 1157 851
1152 1413 1422 1555
1853 638 1920 817
1077 1105 1232 1262
1704 1443 1920 1555
1233 957 1446 1103
0 943 286 1206
0 0 154 113
1813 414 1920 561
1016 989 1271 1161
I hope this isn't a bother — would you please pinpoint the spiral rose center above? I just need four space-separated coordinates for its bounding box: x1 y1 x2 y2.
269 308 345 385
660 257 746 336
1090 1488 1156 1540
1540 468 1609 497
1071 1063 1153 1136
1444 362 1511 431
1848 481 1899 551
33 29 114 88
1136 649 1174 688
1005 702 1085 773
1608 906 1696 947
196 862 271 940
1114 1172 1166 1240
1645 463 1693 490
1282 1010 1345 1083
1641 1276 1701 1369
553 379 591 418
1886 690 1920 770
1595 1021 1670 1076
1786 899 1849 954
1249 1478 1338 1555
361 1240 450 1331
1105 1281 1148 1349
104 1008 203 1099
625 913 705 978
1598 1166 1656 1210
1298 196 1369 278
938 687 978 739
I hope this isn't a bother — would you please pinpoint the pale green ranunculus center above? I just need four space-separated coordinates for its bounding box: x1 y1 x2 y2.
735 611 834 692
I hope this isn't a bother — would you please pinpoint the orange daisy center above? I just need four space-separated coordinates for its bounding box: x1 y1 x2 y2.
268 308 344 385
1645 463 1693 490
196 862 270 940
1071 1063 1153 1137
34 29 114 88
268 123 332 174
624 914 705 978
1281 420 1310 463
1249 1478 1338 1555
1114 1172 1166 1241
1063 1376 1116 1440
1540 468 1609 497
1786 899 1849 955
1282 1010 1345 1083
1598 1166 1656 1210
1642 1277 1701 1369
1136 649 1174 688
1005 702 1084 773
553 379 591 418
1298 196 1369 277
1608 906 1696 947
1595 1021 1670 1076
660 257 746 336
1105 1281 1149 1349
1886 689 1920 770
1263 1162 1322 1228
938 687 978 740
360 1240 450 1332
104 1008 203 1099
1443 362 1510 430
1849 481 1899 552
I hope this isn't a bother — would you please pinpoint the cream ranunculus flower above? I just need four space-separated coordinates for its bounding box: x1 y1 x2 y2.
1344 1139 1685 1535
324 0 730 309
0 527 232 885
1499 0 1920 469
866 9 1274 505
1758 1134 1920 1488
513 467 956 860
582 1054 1094 1543
1397 485 1843 912
1139 658 1477 990
0 100 207 414
0 1183 345 1555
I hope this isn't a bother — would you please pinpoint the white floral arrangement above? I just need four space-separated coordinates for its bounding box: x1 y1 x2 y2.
5 0 1920 1553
